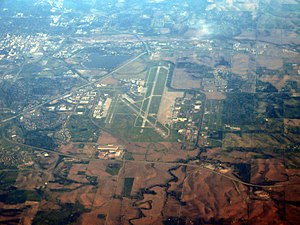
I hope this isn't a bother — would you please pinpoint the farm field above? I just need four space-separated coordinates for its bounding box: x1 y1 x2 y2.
1 0 300 224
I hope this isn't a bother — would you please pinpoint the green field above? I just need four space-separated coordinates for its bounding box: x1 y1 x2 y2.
0 189 43 204
134 116 144 127
140 65 168 122
144 67 157 98
122 177 134 197
106 64 173 141
105 163 122 176
148 96 162 114
141 98 150 112
0 171 18 190
67 115 100 142
108 100 164 142
153 67 168 96
33 202 87 225
203 100 223 131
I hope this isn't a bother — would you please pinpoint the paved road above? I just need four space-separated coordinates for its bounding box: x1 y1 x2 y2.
0 52 147 124
3 131 290 189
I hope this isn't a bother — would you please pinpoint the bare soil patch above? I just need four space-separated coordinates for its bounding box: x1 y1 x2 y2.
201 147 252 163
97 131 122 145
115 161 172 197
180 167 249 222
251 159 288 184
158 90 184 125
231 54 250 77
46 182 82 191
59 143 81 154
86 160 111 177
79 209 105 225
223 133 290 149
259 74 293 90
58 185 95 208
125 142 148 153
132 186 165 224
284 119 300 127
249 199 285 224
93 177 116 208
15 171 52 190
146 142 198 162
101 76 119 85
106 199 122 225
171 68 201 89
204 91 226 100
256 55 283 70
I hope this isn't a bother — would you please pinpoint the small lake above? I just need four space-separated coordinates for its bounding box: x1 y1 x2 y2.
83 54 131 70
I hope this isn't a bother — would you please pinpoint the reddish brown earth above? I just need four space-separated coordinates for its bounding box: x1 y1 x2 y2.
180 168 249 223
201 147 252 163
58 185 95 207
145 142 198 162
171 68 202 89
106 199 123 225
204 91 226 100
79 209 105 225
46 182 82 191
223 133 291 149
115 161 172 196
251 159 288 184
231 54 250 78
259 74 300 91
132 186 165 225
101 76 119 85
284 119 300 127
59 143 82 154
248 199 285 225
15 170 52 190
97 131 123 145
0 202 40 225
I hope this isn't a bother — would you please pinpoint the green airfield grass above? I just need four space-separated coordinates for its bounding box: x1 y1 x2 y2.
141 66 168 121
153 67 168 96
148 96 162 114
106 64 172 142
67 115 99 142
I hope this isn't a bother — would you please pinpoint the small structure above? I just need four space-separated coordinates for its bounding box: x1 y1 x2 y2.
97 145 124 160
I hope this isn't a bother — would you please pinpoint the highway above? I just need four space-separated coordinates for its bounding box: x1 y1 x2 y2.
3 130 291 190
0 52 147 124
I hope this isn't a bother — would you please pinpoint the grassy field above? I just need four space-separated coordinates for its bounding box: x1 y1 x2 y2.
141 98 150 112
105 163 122 176
146 67 158 84
67 115 100 142
202 100 223 131
106 63 173 141
284 97 300 119
0 171 18 190
113 57 148 80
140 65 169 121
108 100 164 142
148 96 162 114
153 67 168 95
122 177 134 197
